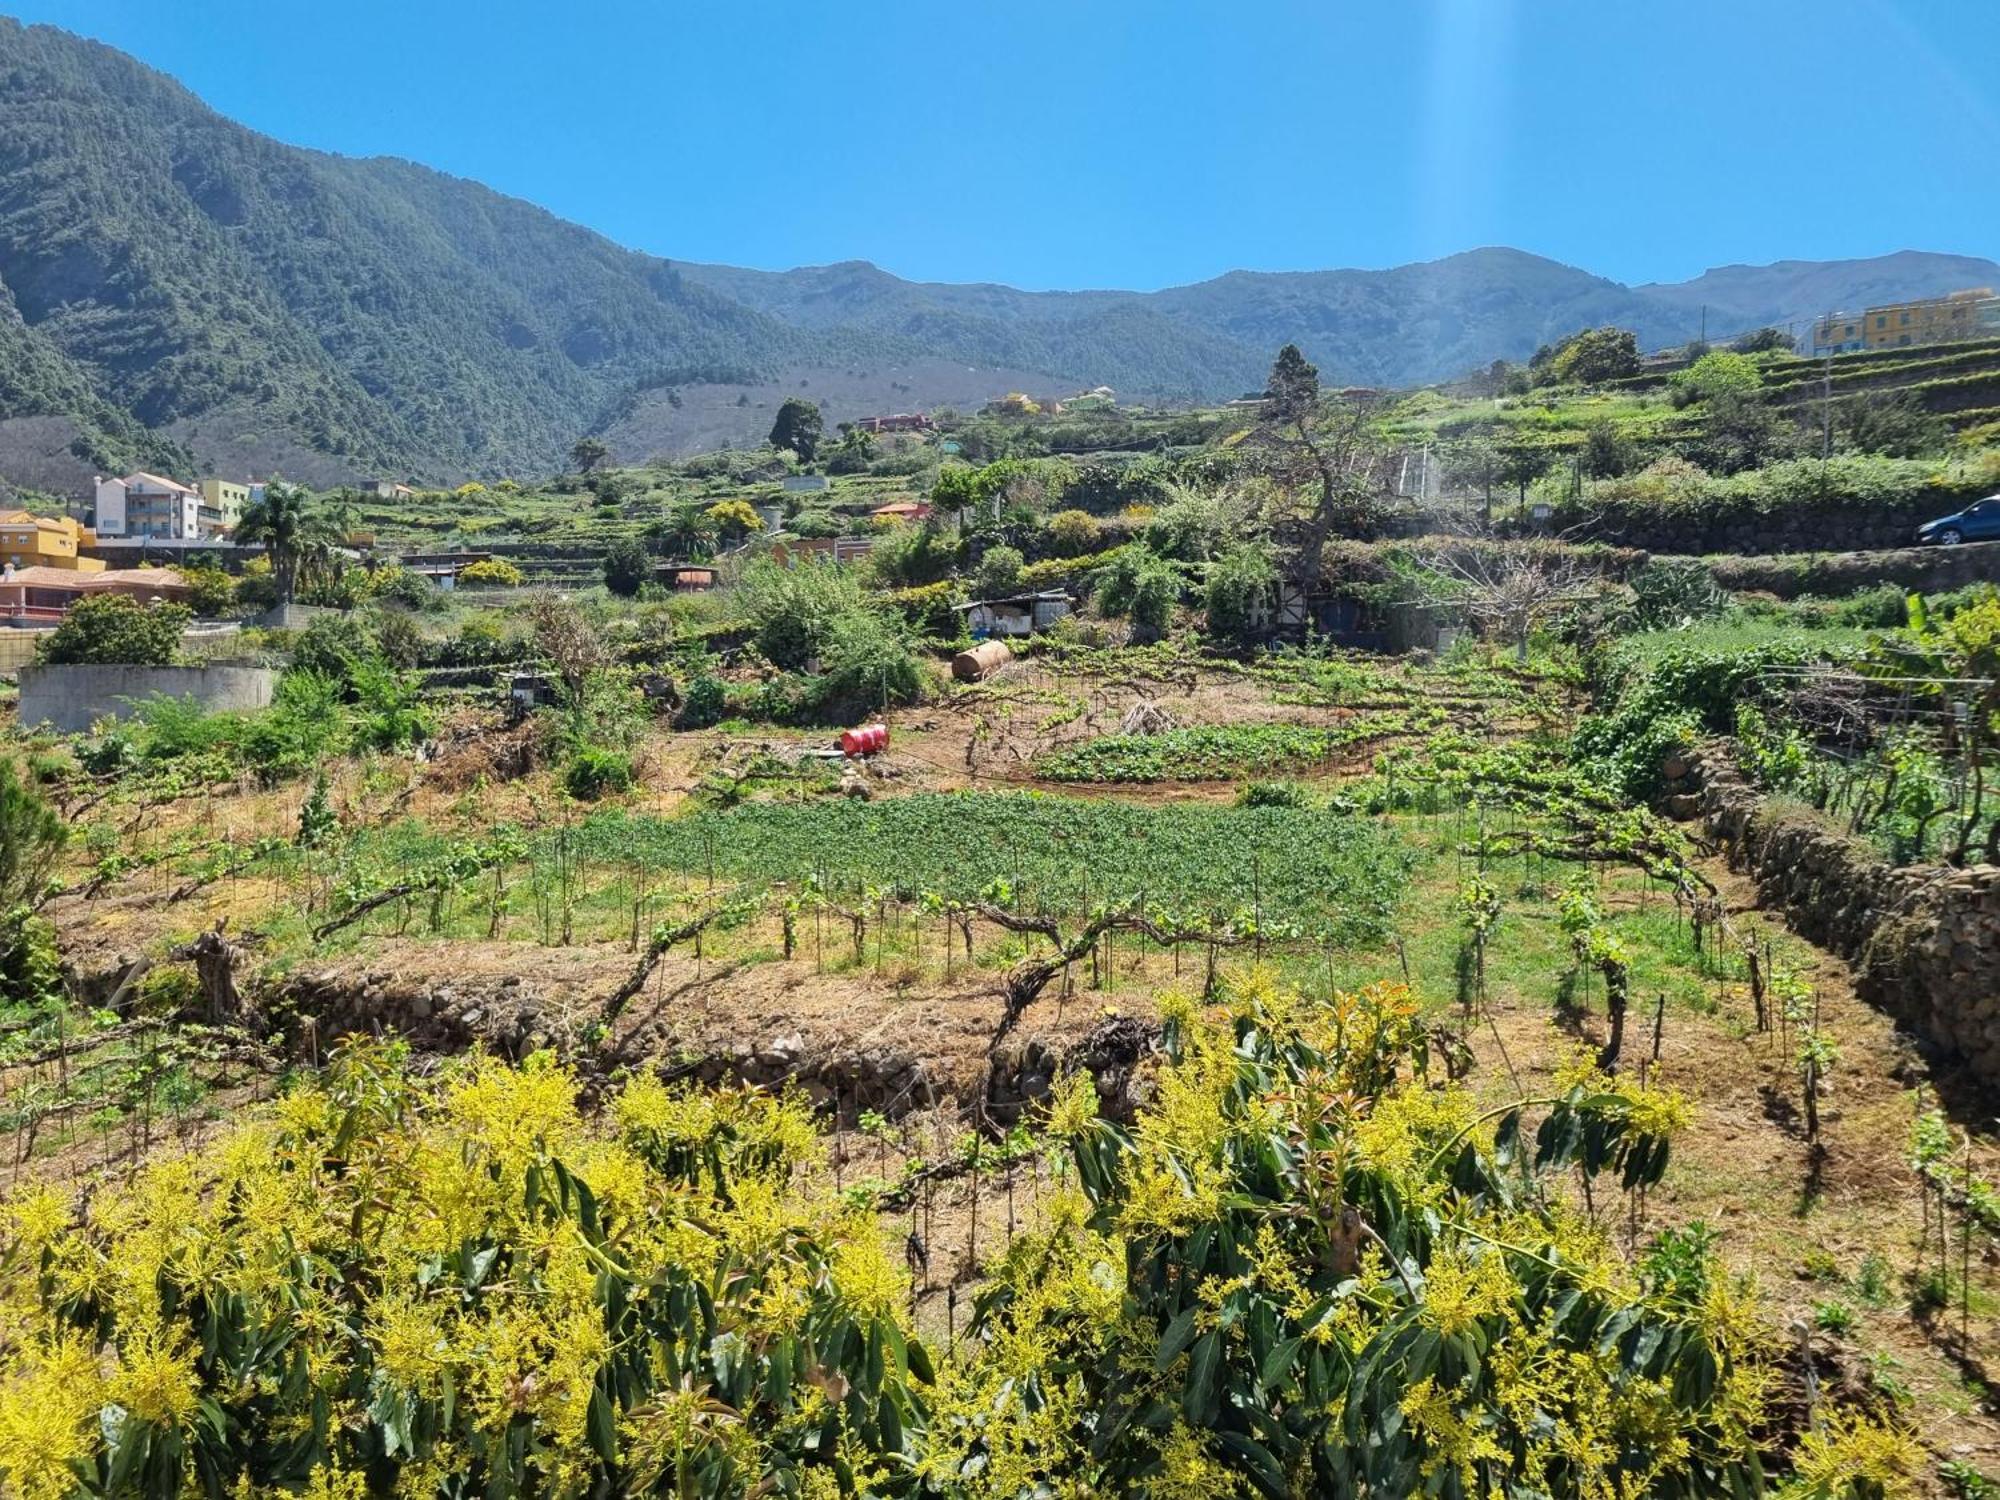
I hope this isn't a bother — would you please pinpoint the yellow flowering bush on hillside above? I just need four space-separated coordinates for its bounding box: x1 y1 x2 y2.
930 971 1914 1500
0 1042 923 1500
0 975 1917 1498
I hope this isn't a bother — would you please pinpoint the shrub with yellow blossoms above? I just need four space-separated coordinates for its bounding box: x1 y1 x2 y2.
930 972 1913 1499
0 1043 924 1500
0 980 1918 1499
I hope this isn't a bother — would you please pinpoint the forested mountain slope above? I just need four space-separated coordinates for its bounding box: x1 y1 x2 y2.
0 17 800 483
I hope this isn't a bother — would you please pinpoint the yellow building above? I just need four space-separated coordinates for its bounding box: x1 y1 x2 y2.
1814 287 2000 355
0 511 104 572
196 478 248 534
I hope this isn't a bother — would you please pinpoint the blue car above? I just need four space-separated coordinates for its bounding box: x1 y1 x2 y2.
1915 494 2000 546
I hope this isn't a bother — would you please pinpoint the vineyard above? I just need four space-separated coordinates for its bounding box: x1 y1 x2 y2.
0 572 1997 1494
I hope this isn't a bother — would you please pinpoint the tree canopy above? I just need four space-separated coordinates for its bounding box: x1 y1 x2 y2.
35 594 190 666
1263 342 1320 424
234 483 351 606
769 397 824 462
1535 326 1642 386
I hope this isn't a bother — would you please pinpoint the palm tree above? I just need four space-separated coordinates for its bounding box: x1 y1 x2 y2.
235 483 352 605
653 502 718 562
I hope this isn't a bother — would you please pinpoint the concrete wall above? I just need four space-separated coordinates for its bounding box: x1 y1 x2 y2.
17 663 277 733
252 602 340 630
1668 744 2000 1092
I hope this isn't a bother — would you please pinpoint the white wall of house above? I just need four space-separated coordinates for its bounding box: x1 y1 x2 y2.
93 476 128 536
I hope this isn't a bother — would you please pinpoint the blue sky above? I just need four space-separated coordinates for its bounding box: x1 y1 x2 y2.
11 0 1998 290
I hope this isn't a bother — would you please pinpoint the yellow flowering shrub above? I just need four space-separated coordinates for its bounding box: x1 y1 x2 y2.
948 970 1909 1498
0 982 1915 1499
0 1042 922 1499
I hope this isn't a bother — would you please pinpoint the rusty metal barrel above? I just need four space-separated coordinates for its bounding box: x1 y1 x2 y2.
952 639 1013 682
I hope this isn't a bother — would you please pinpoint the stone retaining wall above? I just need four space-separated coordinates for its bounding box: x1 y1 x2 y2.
1668 745 2000 1090
1698 541 2000 600
274 968 1157 1126
1578 506 1934 556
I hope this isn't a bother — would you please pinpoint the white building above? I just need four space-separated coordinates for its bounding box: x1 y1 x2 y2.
93 472 202 540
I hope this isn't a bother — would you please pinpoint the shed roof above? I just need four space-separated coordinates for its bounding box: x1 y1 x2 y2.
954 589 1071 612
0 565 190 592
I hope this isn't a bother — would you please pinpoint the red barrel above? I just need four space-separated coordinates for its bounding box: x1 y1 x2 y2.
839 723 890 757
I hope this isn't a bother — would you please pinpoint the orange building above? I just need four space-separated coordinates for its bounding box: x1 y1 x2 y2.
0 511 104 572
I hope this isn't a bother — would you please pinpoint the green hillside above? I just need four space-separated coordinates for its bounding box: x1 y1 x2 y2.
0 18 803 482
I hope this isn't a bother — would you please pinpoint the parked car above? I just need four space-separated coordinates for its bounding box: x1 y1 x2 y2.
1915 495 2000 546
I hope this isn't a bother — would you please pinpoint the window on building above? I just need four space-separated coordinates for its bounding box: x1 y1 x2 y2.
1900 311 1912 325
1877 315 1888 328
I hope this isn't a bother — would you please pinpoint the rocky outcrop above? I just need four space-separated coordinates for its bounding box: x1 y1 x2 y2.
1669 744 2000 1089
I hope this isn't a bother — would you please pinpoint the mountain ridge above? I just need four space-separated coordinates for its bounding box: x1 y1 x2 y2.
0 17 1995 488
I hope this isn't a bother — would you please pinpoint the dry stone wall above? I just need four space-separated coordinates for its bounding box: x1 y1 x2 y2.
272 966 1157 1127
1668 745 2000 1091
1700 540 2000 600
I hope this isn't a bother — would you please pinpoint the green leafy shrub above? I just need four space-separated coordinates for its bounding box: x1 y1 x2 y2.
0 912 61 1008
818 608 929 714
349 659 433 751
1094 545 1180 634
676 674 726 730
363 566 445 613
1041 508 1102 557
241 670 346 778
564 746 635 799
878 581 960 639
36 594 189 666
289 613 376 690
602 537 653 598
181 564 237 617
973 543 1026 599
1203 543 1277 646
1668 350 1762 407
867 521 956 588
737 558 863 670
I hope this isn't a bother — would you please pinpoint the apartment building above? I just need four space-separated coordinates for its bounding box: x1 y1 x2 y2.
1813 287 2000 355
196 478 249 534
93 472 202 539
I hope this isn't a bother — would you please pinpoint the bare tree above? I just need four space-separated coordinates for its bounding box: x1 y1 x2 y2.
1412 542 1601 662
526 591 607 704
